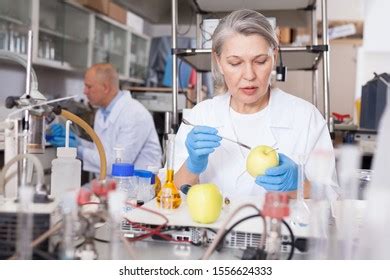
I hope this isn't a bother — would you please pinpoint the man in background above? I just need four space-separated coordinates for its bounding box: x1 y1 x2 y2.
47 63 162 174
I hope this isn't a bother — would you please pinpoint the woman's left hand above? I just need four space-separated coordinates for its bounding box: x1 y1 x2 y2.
255 153 298 192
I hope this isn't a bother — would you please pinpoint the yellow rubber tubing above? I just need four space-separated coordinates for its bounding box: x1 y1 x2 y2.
60 109 107 180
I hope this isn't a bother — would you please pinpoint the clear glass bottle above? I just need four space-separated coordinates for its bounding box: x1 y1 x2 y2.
156 134 181 209
111 163 134 212
134 170 153 203
147 165 161 198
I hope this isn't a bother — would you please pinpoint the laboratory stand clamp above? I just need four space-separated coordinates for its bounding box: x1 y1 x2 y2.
0 179 130 260
1 30 108 260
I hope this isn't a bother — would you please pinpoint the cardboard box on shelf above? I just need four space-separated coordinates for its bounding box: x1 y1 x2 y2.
318 20 364 39
127 11 144 33
108 2 127 25
292 27 311 45
288 20 364 45
278 27 293 45
77 0 109 15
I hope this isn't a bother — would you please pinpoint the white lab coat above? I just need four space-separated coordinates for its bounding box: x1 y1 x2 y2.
80 91 162 174
174 88 339 200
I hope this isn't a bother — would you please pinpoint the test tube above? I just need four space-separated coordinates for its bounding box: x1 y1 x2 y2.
338 145 360 200
108 190 126 260
307 150 333 260
337 145 361 259
61 191 77 260
291 154 310 227
16 185 34 259
357 105 390 259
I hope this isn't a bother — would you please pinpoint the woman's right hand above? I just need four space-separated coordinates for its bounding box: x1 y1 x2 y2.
185 126 221 174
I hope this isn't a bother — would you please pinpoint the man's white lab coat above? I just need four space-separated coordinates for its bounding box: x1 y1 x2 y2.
80 91 162 174
174 88 339 199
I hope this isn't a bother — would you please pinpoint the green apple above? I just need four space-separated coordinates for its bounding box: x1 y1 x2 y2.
187 183 223 224
246 145 279 177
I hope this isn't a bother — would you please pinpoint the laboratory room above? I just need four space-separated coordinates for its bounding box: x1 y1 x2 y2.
0 0 389 266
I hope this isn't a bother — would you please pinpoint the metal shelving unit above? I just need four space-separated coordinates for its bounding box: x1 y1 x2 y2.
175 45 327 72
167 0 331 131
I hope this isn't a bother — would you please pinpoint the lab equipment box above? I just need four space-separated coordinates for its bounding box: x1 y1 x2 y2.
360 73 390 130
77 0 109 15
108 2 127 25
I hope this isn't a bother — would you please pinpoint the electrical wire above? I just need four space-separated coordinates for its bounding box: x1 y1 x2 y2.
176 12 195 36
201 203 261 260
94 237 110 243
122 202 191 244
282 219 295 260
200 203 295 260
124 201 169 242
199 21 212 48
278 45 284 67
215 213 267 252
127 222 192 243
215 215 295 260
126 222 172 242
198 13 220 48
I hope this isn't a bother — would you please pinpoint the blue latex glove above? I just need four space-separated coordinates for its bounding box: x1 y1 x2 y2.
46 123 78 148
185 126 221 174
255 153 298 192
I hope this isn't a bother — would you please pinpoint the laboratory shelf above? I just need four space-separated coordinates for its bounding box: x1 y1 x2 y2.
1 0 149 82
93 46 124 57
39 27 86 44
34 57 83 72
175 45 327 72
0 15 24 26
120 0 331 129
113 0 315 27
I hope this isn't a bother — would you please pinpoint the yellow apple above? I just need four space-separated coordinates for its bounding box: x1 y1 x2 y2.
187 183 223 224
246 145 279 177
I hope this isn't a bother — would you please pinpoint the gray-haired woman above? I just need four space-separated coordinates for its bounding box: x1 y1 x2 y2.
173 9 338 200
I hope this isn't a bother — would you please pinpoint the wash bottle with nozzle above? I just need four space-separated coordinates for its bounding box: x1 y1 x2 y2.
50 120 81 200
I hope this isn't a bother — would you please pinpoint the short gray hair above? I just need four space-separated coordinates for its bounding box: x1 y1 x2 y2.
91 63 119 89
211 9 279 94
